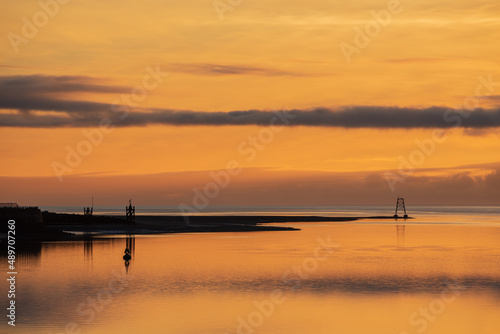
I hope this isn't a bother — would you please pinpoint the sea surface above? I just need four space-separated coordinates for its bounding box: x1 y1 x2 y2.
2 206 500 333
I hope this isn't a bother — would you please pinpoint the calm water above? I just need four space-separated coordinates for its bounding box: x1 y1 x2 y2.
2 207 500 334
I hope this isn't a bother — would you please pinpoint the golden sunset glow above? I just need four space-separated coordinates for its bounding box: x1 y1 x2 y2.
1 0 500 205
3 3 500 333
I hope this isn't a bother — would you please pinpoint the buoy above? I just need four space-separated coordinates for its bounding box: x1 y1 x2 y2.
123 248 131 261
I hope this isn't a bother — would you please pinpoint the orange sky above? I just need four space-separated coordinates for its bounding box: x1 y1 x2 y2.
1 0 500 205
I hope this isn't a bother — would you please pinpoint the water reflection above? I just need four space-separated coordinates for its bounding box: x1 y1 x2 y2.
123 235 135 273
2 241 43 267
78 234 136 273
3 223 500 334
84 233 93 266
125 234 135 256
396 225 405 249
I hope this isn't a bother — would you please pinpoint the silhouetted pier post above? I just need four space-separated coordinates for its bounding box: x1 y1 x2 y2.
84 196 93 216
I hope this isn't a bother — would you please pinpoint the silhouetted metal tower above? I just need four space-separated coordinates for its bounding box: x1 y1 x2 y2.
393 197 408 219
126 199 135 223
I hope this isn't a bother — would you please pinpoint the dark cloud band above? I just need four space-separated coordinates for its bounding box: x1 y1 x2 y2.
1 75 500 129
2 106 500 129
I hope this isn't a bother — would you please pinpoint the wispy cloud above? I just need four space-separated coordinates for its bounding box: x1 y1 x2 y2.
0 75 128 95
383 58 449 64
479 95 500 100
0 65 27 68
168 63 303 76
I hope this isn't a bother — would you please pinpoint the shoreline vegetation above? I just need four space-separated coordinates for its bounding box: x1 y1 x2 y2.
1 207 407 241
